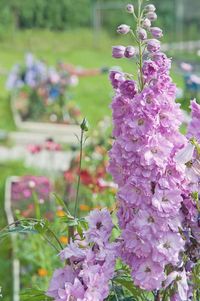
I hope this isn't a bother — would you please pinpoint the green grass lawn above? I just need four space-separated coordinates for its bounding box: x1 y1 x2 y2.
0 28 184 130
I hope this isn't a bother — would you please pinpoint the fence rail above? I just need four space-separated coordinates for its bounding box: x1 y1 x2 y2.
162 40 200 52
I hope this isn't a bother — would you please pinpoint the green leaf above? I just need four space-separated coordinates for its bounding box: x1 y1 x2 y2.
20 289 53 301
65 219 79 227
114 277 152 301
0 218 63 252
114 278 141 297
53 193 72 218
77 223 84 239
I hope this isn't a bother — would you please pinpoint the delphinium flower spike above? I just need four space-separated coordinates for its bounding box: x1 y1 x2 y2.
109 1 191 298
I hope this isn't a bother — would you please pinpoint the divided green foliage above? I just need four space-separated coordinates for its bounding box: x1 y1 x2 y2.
20 289 53 301
0 218 63 253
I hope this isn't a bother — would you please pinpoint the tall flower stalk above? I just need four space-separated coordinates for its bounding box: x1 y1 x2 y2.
109 1 191 299
74 118 88 219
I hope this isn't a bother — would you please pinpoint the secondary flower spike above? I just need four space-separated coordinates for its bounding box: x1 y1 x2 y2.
47 209 118 301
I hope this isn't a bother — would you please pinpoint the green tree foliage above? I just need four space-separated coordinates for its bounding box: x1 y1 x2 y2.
0 0 199 40
0 0 91 30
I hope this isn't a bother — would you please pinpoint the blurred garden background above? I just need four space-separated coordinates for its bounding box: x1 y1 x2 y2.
0 0 200 300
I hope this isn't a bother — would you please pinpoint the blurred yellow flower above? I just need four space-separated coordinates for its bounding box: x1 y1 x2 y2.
79 204 90 211
56 210 66 217
59 236 68 244
38 268 48 277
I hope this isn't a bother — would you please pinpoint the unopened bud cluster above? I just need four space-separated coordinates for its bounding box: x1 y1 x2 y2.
112 2 163 60
112 45 135 59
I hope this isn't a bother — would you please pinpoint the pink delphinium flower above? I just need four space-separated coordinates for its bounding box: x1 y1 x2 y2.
142 60 158 82
108 0 189 294
119 80 138 99
47 266 76 300
132 258 165 291
85 208 113 244
109 70 125 89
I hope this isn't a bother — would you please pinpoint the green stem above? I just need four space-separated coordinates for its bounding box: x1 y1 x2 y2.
155 290 161 301
137 0 144 91
47 227 64 250
138 40 144 90
41 234 60 253
74 128 84 219
68 226 75 243
32 190 41 220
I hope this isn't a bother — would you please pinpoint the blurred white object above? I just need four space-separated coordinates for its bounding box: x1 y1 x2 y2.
190 74 200 84
180 62 193 72
175 142 195 165
68 75 79 86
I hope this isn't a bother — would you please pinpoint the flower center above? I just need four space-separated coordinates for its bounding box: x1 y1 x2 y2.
134 187 141 194
163 242 171 249
146 96 152 104
138 119 144 126
145 267 151 273
148 216 155 223
151 148 157 154
96 222 103 229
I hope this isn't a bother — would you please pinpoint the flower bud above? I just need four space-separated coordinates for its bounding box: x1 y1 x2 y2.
112 45 125 58
146 12 157 21
117 24 130 35
145 4 156 12
80 118 89 132
146 39 161 53
142 18 151 29
150 27 163 39
124 46 136 58
137 28 147 40
126 4 134 13
109 71 125 89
